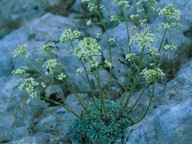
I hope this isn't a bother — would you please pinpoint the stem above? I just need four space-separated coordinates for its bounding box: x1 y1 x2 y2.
96 10 113 100
121 6 131 52
120 46 145 115
127 83 148 113
45 108 67 126
69 40 95 99
134 82 155 124
40 95 86 121
93 69 108 119
158 28 168 52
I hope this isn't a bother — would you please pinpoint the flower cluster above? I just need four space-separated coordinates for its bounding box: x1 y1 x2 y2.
19 77 39 98
12 66 29 77
82 0 98 11
87 57 99 68
160 23 171 29
42 59 60 75
104 59 112 69
126 53 137 62
130 14 139 20
140 68 165 82
40 44 52 52
149 47 159 56
113 0 131 8
76 68 83 76
57 73 66 80
86 19 92 26
137 0 156 5
164 44 176 50
159 4 181 20
60 29 81 43
75 37 101 59
14 44 29 58
130 28 155 48
111 16 120 23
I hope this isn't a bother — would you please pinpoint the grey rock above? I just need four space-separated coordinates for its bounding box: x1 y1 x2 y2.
0 13 78 77
123 59 192 144
0 0 75 39
125 100 192 144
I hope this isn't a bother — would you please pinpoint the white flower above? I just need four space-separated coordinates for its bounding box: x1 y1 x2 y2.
159 4 181 20
130 27 155 48
60 29 81 43
76 68 83 75
57 73 66 80
111 16 120 23
12 66 29 77
87 19 92 26
19 77 39 98
104 59 112 68
108 38 116 43
14 44 29 58
164 44 176 50
160 23 171 29
42 59 60 75
149 47 159 56
130 14 139 20
114 0 130 8
75 37 101 59
40 44 52 52
126 53 137 61
140 68 165 82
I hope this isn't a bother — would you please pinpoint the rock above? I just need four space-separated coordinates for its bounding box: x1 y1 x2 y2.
0 13 78 77
123 59 192 144
125 100 192 144
0 0 75 39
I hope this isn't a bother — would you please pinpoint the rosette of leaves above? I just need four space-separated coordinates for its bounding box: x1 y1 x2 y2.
69 100 133 144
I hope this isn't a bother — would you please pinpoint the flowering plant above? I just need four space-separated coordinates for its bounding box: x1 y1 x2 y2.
13 0 181 143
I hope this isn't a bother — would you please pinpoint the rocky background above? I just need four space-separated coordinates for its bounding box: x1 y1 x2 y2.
0 0 192 144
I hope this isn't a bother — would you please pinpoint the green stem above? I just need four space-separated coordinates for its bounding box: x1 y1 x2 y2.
120 46 145 115
127 83 148 113
121 6 131 52
158 28 168 52
69 40 95 99
134 82 155 124
93 69 108 119
40 95 86 121
96 10 113 100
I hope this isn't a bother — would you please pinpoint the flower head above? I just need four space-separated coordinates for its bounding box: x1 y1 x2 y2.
60 29 81 43
14 44 29 58
159 4 181 20
140 68 164 82
42 59 60 75
126 53 137 61
19 77 39 98
164 44 176 50
114 0 131 8
57 73 66 80
75 37 101 59
130 28 155 48
104 59 112 69
111 16 120 23
149 47 159 56
12 66 29 77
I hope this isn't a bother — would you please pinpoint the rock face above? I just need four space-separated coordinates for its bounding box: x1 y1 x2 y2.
0 0 192 144
125 100 192 144
124 59 192 144
0 0 76 39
